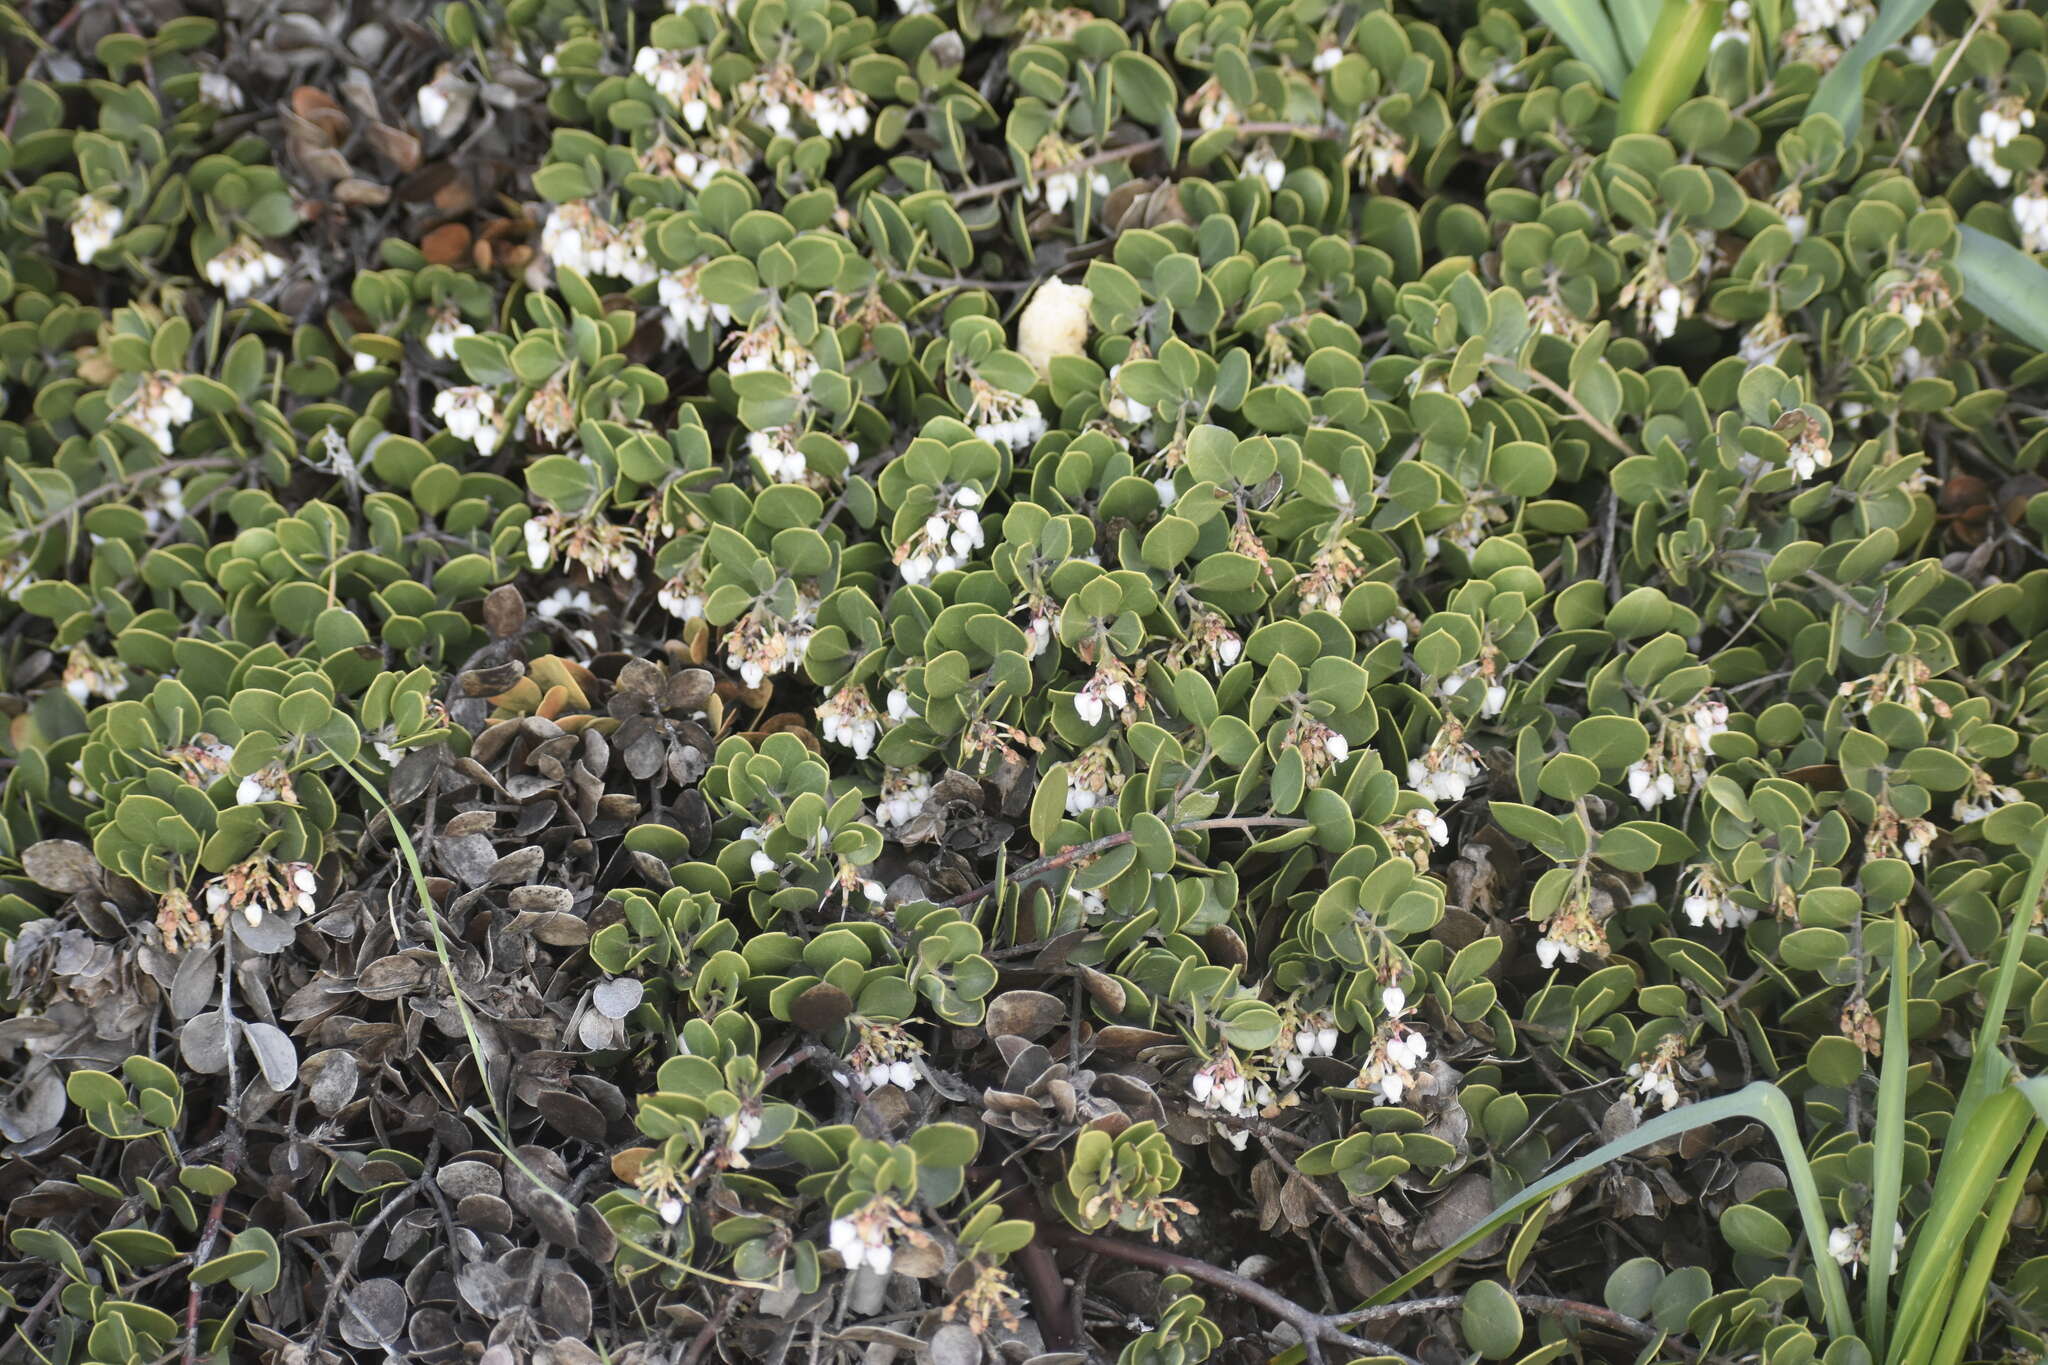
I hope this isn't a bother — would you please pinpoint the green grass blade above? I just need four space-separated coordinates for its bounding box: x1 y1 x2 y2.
1616 0 1727 134
1609 0 1660 62
1929 1123 2046 1365
1886 1087 2031 1365
1953 820 2048 1134
1864 912 1912 1356
1360 1081 1854 1336
1956 226 2048 356
1807 0 1937 142
334 755 512 1134
1526 0 1629 96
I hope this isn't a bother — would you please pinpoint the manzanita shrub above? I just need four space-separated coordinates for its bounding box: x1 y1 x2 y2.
4 0 2048 1362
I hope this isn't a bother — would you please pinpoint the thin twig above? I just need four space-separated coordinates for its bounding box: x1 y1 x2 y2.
15 456 238 540
183 937 245 1365
943 816 1309 909
1500 362 1639 460
305 1138 443 1347
1890 2 1992 169
1332 1293 1677 1351
1033 1224 1423 1365
1256 1135 1400 1280
952 123 1337 207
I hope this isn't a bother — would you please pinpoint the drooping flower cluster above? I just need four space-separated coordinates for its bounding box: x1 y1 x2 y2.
166 734 236 788
634 47 719 127
60 649 125 706
1828 1222 1905 1278
1969 99 2036 187
201 855 318 931
1953 766 2025 824
817 685 881 759
1297 540 1366 615
1625 699 1729 811
722 591 821 688
658 265 733 343
729 320 820 392
893 485 985 585
804 85 871 140
202 237 289 302
423 305 477 361
71 195 124 262
1625 1032 1708 1112
541 201 657 284
1064 743 1124 813
436 385 503 455
525 510 641 582
118 371 196 454
1286 717 1349 783
1680 864 1755 931
1408 721 1484 803
875 766 933 829
235 760 297 807
829 1196 931 1276
1024 136 1111 216
1536 878 1613 968
2015 178 2048 253
1073 658 1142 728
1189 1049 1260 1142
1355 986 1430 1106
845 1019 924 1092
968 383 1047 451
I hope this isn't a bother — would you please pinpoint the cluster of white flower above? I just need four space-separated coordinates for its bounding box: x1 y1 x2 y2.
657 573 706 620
817 685 882 760
1013 596 1057 660
729 321 820 392
744 822 782 879
1435 662 1509 719
1408 722 1484 803
1191 80 1242 131
1384 808 1452 871
424 306 477 361
1073 663 1137 727
1739 314 1792 368
969 386 1047 451
1028 162 1111 217
1242 144 1285 192
525 382 574 448
876 766 933 829
1064 744 1123 814
1422 496 1508 561
829 1199 920 1276
435 385 502 455
1356 986 1431 1105
204 856 317 930
1167 611 1243 674
1105 361 1153 425
1711 0 1752 49
203 236 289 302
1680 864 1755 931
119 371 196 454
719 1109 762 1170
1624 1034 1698 1112
235 760 297 807
747 427 812 483
1625 701 1729 811
1898 816 1940 865
417 64 474 137
895 486 985 584
1793 0 1871 43
1969 100 2035 188
805 85 871 140
723 593 821 689
2015 181 2048 253
1287 1013 1340 1071
536 587 597 622
199 72 246 110
166 734 236 788
1288 719 1349 782
1954 768 2025 824
1648 282 1695 340
1297 539 1365 615
525 510 640 582
71 195 124 262
1536 893 1610 968
1349 115 1411 184
541 201 658 284
634 47 718 127
60 649 124 706
847 1021 924 1091
1787 420 1833 481
658 266 733 343
1189 1051 1256 1123
1828 1222 1904 1278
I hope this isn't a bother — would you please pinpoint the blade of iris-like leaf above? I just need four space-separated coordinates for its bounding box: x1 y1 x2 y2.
1616 0 1727 134
1808 0 1937 141
1864 912 1912 1356
1525 0 1629 96
1609 0 1661 62
1359 1081 1853 1337
1956 226 2048 356
1886 1086 2031 1365
1929 1123 2047 1365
